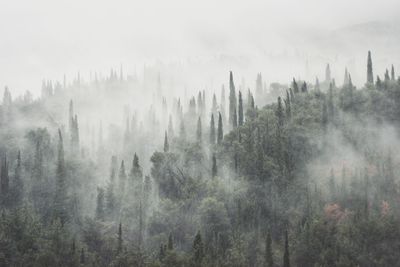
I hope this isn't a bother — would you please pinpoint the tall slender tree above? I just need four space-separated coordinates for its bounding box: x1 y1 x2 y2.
217 112 223 145
164 131 169 152
229 71 237 128
238 91 244 126
211 154 217 178
209 114 216 145
54 129 68 225
367 51 374 84
196 117 202 142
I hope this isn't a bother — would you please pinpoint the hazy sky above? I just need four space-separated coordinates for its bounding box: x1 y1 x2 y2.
1 0 399 95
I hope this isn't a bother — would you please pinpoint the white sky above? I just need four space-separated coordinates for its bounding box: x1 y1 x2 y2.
0 0 399 95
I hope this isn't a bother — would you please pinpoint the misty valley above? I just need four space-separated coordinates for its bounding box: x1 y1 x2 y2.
1 51 400 267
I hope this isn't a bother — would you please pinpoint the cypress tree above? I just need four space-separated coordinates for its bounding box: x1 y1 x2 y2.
212 94 218 116
265 230 273 267
276 97 284 129
164 131 169 152
196 117 202 142
12 151 23 206
292 79 299 94
54 129 68 225
229 71 237 128
343 68 349 86
284 91 291 120
322 98 328 131
327 83 334 121
209 114 216 145
212 154 217 178
301 82 308 93
391 65 395 81
168 233 174 250
283 230 290 267
367 51 374 84
192 231 204 267
0 156 9 206
80 248 85 264
325 64 331 82
385 69 390 82
238 91 244 126
118 160 126 196
117 222 123 253
217 112 223 145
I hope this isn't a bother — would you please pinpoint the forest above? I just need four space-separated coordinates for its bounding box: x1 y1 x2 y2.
1 51 400 267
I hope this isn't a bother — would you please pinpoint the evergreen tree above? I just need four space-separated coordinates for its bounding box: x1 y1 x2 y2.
117 222 123 253
283 230 290 267
196 117 202 142
265 230 273 267
391 64 395 81
212 154 217 178
292 78 299 94
12 151 23 206
327 83 334 121
238 91 244 126
192 231 204 267
0 156 9 206
168 232 174 250
367 50 374 84
284 91 291 120
54 129 68 225
217 112 223 145
212 93 218 116
325 64 331 82
301 82 308 93
276 97 284 129
118 160 127 197
179 119 186 141
164 131 169 152
229 71 237 128
315 77 320 92
209 114 216 145
80 248 85 264
385 69 390 82
322 98 328 131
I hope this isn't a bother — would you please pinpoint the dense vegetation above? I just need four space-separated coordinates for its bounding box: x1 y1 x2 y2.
1 52 400 267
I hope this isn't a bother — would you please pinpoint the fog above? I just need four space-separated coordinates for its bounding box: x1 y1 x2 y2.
1 0 400 95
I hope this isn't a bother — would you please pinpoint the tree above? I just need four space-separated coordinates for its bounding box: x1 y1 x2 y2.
168 233 174 250
164 131 169 152
0 156 9 206
118 160 127 197
265 230 273 267
283 230 290 267
12 151 23 206
217 112 223 145
211 154 217 178
209 114 216 145
238 91 244 126
325 64 331 82
229 71 237 128
196 117 202 142
117 222 123 253
180 119 186 141
367 51 374 84
391 65 395 81
54 129 68 225
327 83 334 121
192 231 204 267
168 115 174 138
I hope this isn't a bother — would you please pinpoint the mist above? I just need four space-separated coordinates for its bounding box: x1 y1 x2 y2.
1 1 400 266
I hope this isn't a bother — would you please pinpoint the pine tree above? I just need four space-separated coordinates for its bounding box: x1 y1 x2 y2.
367 51 374 84
391 64 395 81
117 222 123 253
238 91 244 126
265 230 273 267
209 114 216 145
192 231 204 267
301 82 308 93
385 69 390 82
327 83 334 121
12 151 23 206
229 71 237 128
212 154 217 178
118 160 126 197
179 119 186 141
164 131 169 152
217 112 223 145
168 233 174 250
0 156 9 206
292 78 299 94
276 97 284 129
212 94 218 116
325 64 331 82
343 68 349 85
284 91 291 120
196 117 202 142
283 230 290 267
80 248 85 264
54 129 68 225
96 187 105 221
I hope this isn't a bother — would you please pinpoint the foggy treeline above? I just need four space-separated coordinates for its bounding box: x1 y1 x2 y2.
1 50 400 267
